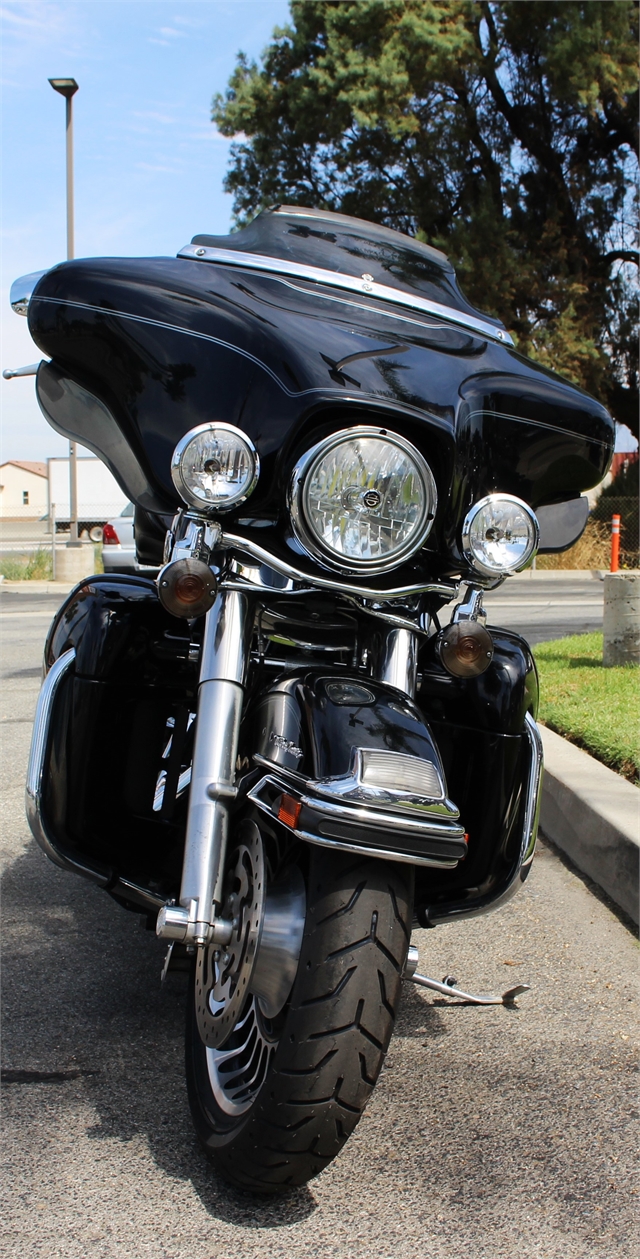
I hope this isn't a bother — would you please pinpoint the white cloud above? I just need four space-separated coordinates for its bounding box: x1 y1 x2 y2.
158 26 185 38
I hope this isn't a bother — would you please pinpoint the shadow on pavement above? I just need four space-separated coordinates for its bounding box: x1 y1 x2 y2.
1 840 317 1228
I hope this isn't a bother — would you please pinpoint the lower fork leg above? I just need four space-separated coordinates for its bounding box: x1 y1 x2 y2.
156 589 253 946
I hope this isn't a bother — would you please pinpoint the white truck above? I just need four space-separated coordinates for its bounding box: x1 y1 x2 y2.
48 455 128 540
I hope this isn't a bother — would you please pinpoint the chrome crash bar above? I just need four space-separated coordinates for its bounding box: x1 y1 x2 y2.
25 647 166 913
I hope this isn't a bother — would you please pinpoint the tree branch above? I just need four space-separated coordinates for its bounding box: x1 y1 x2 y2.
602 249 639 266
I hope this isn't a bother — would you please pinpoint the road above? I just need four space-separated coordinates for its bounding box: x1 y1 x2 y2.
2 582 637 1259
482 572 604 644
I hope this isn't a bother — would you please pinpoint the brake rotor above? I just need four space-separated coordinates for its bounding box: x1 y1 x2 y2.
195 819 265 1049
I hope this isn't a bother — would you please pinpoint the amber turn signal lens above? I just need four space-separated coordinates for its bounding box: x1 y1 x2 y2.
158 558 217 619
278 793 302 829
436 621 494 678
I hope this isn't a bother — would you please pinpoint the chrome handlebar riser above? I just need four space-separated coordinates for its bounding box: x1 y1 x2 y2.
169 512 221 565
452 585 487 624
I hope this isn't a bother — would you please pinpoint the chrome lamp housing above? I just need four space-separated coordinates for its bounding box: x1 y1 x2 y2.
289 426 437 575
462 493 540 577
171 422 259 513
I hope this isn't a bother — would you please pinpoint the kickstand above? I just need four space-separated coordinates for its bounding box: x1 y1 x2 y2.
407 971 530 1006
403 944 530 1006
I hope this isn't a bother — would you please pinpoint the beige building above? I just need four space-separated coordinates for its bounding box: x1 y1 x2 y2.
0 461 48 518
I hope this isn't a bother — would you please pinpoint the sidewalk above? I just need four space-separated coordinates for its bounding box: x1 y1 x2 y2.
540 725 639 924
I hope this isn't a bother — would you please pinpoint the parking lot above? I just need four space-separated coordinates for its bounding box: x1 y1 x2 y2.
1 580 637 1259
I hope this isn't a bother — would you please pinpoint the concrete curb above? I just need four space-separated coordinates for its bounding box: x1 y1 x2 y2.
539 725 639 924
0 580 77 594
514 569 605 580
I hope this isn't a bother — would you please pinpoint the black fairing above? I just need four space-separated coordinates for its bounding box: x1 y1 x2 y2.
415 629 538 922
28 206 614 581
40 576 538 921
43 576 199 904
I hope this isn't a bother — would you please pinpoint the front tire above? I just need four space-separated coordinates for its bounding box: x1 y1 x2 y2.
186 845 413 1192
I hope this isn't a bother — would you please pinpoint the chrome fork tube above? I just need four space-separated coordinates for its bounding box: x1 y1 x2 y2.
157 589 253 945
373 626 419 698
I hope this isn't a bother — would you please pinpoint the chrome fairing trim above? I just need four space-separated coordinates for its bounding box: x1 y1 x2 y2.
25 649 110 886
10 269 48 316
177 244 514 346
425 711 544 925
521 711 544 868
247 772 466 869
219 530 460 603
288 828 458 870
253 747 456 820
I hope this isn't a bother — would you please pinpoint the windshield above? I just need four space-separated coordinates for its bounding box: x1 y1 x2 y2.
191 206 495 322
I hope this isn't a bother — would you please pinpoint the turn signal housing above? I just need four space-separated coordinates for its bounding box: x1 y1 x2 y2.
158 559 217 619
435 622 494 679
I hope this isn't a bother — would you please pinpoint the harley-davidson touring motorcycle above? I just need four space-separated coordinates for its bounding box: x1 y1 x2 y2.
10 207 613 1192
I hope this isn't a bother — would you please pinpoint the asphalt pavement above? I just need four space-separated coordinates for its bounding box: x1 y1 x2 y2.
2 580 637 1259
482 571 604 644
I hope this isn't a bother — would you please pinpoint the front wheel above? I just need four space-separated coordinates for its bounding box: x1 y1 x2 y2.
186 844 413 1192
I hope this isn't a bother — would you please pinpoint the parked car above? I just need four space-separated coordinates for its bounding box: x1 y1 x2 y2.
101 503 159 575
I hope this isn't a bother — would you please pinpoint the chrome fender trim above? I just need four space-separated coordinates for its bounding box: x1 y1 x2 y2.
247 772 466 869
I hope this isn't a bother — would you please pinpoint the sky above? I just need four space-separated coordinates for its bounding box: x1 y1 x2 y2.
0 0 290 462
1 0 636 463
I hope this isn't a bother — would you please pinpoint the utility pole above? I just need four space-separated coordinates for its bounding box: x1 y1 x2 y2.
49 77 80 547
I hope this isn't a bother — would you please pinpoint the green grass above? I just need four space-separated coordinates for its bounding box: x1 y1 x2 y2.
534 632 639 784
0 544 103 581
0 548 53 580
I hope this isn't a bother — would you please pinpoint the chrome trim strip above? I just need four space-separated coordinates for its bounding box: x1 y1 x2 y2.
521 711 544 867
219 529 460 603
177 244 514 346
287 827 458 870
247 778 459 870
25 649 110 885
248 771 466 843
296 789 464 837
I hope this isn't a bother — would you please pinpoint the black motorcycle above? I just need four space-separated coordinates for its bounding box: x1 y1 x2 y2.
11 206 613 1192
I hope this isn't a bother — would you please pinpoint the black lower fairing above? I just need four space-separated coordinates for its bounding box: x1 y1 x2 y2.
36 575 539 922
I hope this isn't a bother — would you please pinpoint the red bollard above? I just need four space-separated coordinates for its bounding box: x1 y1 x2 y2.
610 513 620 572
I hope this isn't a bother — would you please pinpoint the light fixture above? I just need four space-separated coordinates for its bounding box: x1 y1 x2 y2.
461 494 539 576
289 426 437 574
171 422 259 513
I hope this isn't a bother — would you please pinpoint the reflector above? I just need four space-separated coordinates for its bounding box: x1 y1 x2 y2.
278 793 302 829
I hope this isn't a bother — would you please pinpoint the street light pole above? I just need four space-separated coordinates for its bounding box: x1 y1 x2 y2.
49 77 80 548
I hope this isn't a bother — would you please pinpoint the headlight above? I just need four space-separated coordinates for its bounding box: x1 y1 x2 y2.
289 427 437 574
462 494 539 576
171 422 259 512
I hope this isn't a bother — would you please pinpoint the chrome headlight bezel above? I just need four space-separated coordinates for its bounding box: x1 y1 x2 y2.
171 421 259 513
461 493 540 577
288 426 437 575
